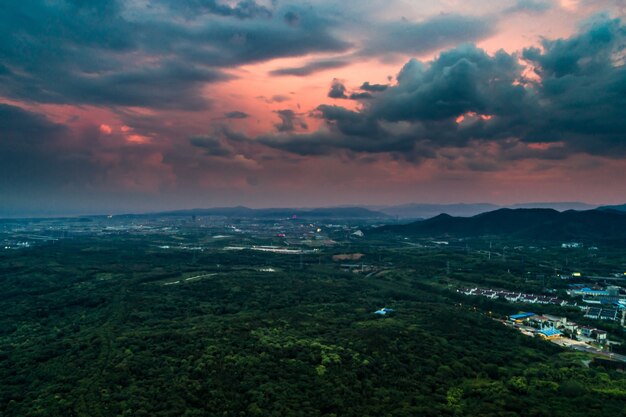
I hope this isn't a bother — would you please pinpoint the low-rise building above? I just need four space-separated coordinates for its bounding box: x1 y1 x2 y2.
538 328 561 339
585 307 619 321
529 315 552 329
563 321 579 334
509 312 536 323
579 326 595 338
593 329 608 342
599 309 619 321
544 314 567 328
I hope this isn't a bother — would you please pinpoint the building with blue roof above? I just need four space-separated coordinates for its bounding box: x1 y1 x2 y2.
569 287 610 297
374 308 395 315
538 328 561 339
509 312 536 322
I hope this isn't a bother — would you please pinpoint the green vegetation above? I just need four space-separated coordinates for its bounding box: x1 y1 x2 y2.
1 235 626 417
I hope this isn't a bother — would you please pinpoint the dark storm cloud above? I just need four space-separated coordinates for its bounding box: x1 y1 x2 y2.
224 111 250 119
504 0 553 15
174 10 351 68
361 14 495 57
257 94 292 103
0 102 191 215
328 79 348 99
522 15 623 78
257 16 626 161
346 81 387 99
0 104 94 189
189 136 234 157
518 15 626 154
269 59 350 77
156 0 272 19
0 0 350 110
0 1 498 114
274 110 308 132
349 92 374 100
0 104 67 141
0 60 229 110
370 44 525 122
284 11 300 27
360 82 388 92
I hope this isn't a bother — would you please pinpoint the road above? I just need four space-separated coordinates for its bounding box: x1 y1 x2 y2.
551 338 626 363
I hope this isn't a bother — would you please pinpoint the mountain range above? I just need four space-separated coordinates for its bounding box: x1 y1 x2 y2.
150 201 599 220
374 208 626 241
598 204 626 212
373 202 597 219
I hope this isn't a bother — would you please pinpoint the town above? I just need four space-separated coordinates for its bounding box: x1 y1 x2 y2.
457 283 626 363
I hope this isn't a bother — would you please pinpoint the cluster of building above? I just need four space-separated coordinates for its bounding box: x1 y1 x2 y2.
568 285 624 304
561 242 583 248
2 241 31 250
457 287 567 306
585 307 620 321
509 312 608 343
567 285 626 323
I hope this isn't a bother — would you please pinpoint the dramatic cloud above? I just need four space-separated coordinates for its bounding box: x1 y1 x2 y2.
369 45 525 122
257 94 292 103
0 104 170 195
519 15 626 154
0 104 67 142
259 16 626 161
156 0 273 19
504 0 553 14
1 1 625 214
274 109 308 132
190 136 233 157
360 14 496 57
328 79 348 99
349 92 374 100
224 111 250 119
360 82 389 92
0 0 350 110
269 59 350 77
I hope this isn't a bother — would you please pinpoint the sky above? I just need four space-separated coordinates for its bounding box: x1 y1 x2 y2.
1 0 625 216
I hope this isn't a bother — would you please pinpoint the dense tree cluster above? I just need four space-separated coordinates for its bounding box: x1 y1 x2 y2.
1 237 625 416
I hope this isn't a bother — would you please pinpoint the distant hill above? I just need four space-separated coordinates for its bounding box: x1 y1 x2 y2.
137 206 390 219
375 202 596 219
508 202 597 211
374 208 626 241
598 204 626 212
376 203 499 219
